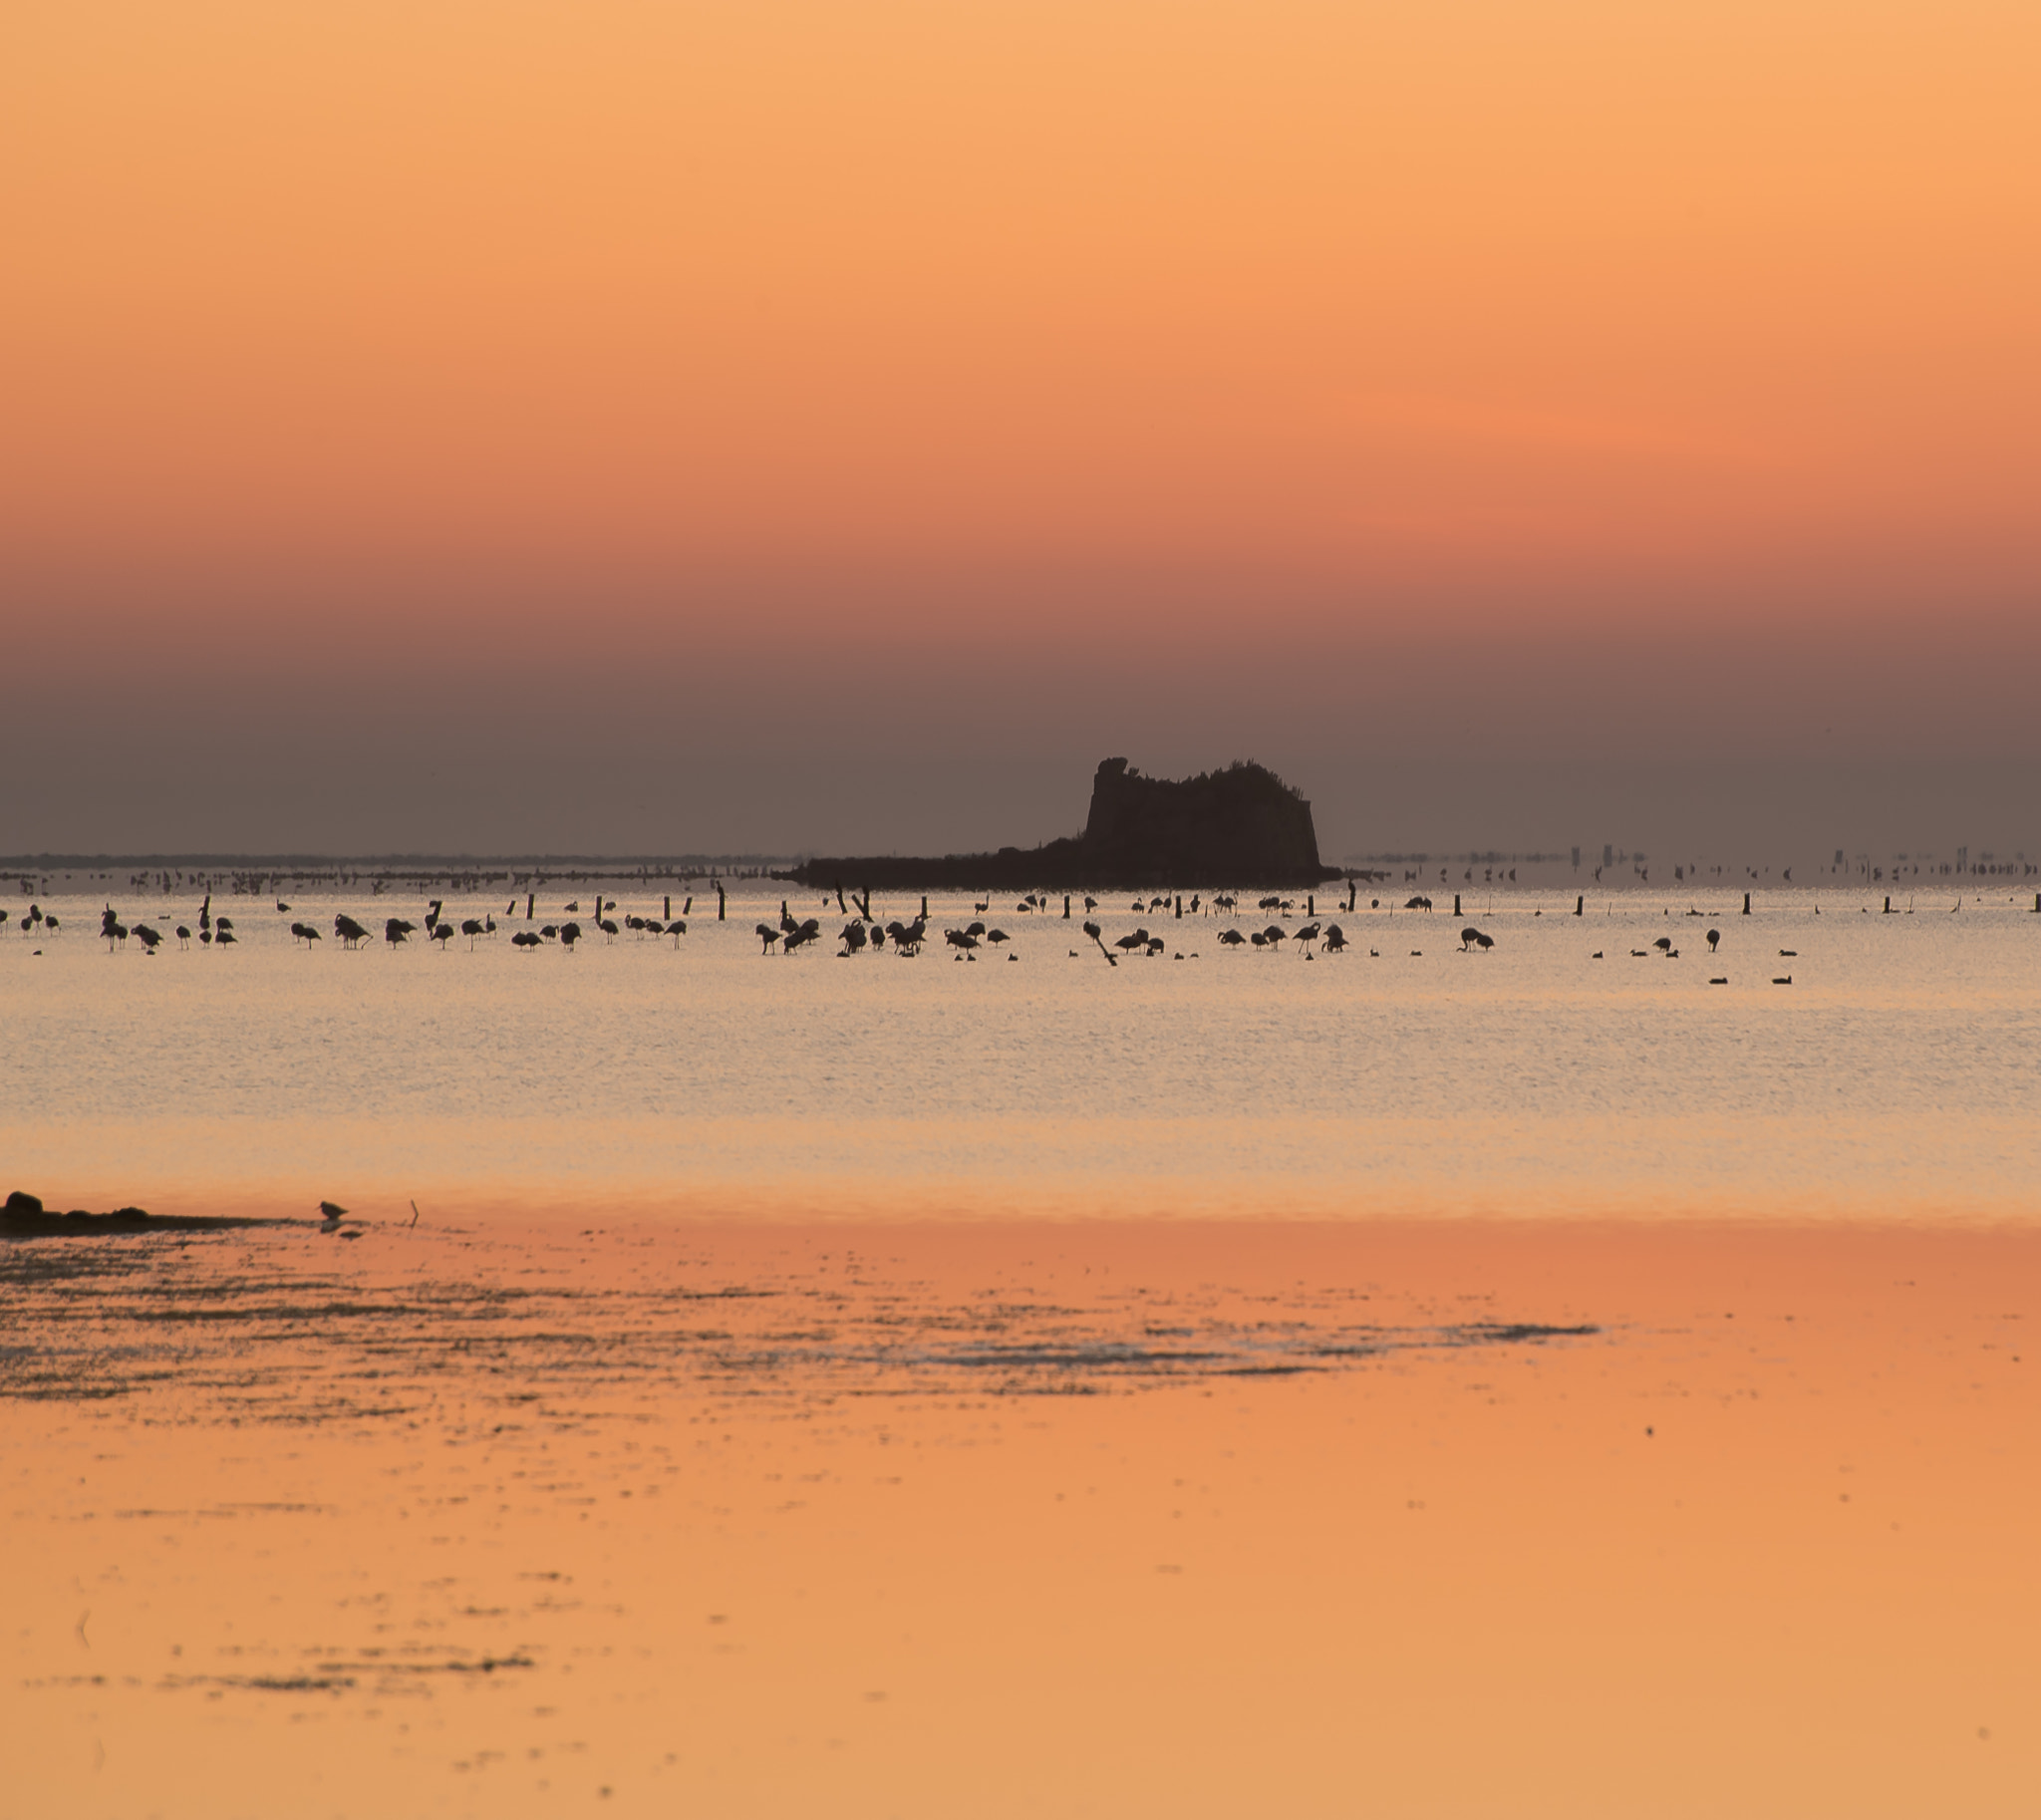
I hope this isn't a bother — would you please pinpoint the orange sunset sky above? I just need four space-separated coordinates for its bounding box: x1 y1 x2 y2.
4 1 2037 857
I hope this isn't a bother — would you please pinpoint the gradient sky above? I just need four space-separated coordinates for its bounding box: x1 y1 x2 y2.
4 1 2037 859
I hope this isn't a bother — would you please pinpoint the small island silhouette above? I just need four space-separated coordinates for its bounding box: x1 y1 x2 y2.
786 757 1337 891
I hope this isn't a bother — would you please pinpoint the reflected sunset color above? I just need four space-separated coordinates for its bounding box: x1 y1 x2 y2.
6 4 2040 1812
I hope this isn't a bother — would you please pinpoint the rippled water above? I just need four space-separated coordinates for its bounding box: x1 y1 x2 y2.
5 881 2039 1220
7 879 2039 1816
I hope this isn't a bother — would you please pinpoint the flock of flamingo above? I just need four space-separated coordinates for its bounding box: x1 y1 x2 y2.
33 877 1914 984
43 881 1504 968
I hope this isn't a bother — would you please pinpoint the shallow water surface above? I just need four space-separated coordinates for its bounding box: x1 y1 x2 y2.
2 1217 2034 1818
5 883 2039 1220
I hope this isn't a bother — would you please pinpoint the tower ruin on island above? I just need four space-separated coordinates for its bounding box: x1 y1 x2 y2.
785 757 1335 891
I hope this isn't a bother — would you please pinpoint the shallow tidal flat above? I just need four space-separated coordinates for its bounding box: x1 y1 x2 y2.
3 1216 2034 1818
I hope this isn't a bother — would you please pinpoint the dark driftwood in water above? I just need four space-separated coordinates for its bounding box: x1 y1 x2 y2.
786 757 1339 890
3 1190 267 1236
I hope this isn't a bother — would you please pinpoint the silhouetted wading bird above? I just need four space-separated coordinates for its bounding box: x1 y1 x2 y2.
134 925 162 953
756 923 781 954
1081 921 1117 965
335 915 370 948
1322 925 1347 953
385 918 416 948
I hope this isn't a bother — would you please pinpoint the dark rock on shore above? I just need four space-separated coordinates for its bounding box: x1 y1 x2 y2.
3 1189 264 1236
787 757 1339 891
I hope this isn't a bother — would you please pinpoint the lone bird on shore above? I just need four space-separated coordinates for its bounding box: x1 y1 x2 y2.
1081 920 1118 965
319 1200 348 1228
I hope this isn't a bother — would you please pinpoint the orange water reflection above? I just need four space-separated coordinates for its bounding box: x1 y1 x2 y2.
3 1216 2034 1816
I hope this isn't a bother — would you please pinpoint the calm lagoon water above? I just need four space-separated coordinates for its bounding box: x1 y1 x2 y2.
4 879 2039 1221
6 878 2040 1818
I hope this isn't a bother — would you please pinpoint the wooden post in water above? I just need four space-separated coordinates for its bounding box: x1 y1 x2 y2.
1307 894 1313 917
1743 892 1751 915
1575 894 1584 916
1063 894 1070 919
665 894 671 920
921 895 928 920
1453 893 1461 916
717 881 726 921
526 892 534 920
1176 895 1183 919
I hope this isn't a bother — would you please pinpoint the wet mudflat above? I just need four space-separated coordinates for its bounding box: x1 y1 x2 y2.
4 1216 2035 1818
